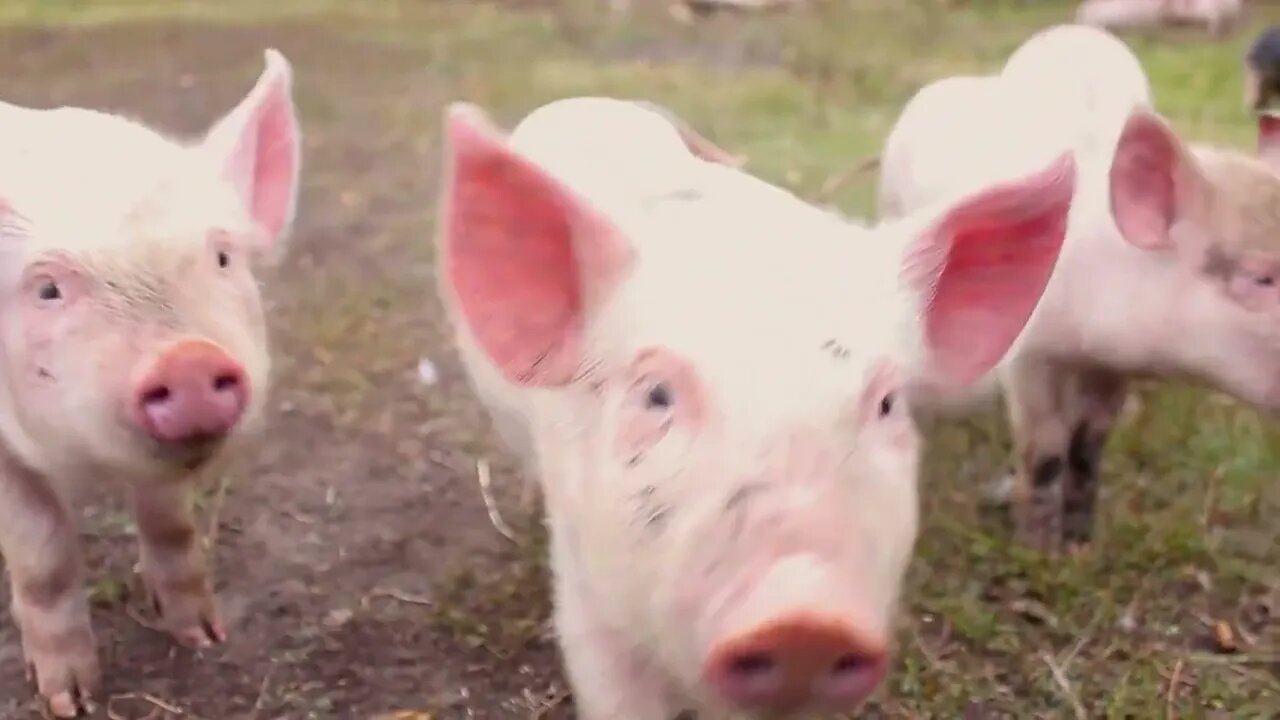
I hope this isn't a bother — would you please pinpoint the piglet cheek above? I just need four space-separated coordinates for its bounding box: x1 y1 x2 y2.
612 349 709 463
882 420 920 454
1225 274 1280 313
613 404 672 461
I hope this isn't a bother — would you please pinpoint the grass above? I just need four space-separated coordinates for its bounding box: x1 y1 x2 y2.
4 0 1278 716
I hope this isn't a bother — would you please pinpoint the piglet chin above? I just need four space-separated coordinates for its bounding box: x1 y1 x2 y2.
697 553 890 717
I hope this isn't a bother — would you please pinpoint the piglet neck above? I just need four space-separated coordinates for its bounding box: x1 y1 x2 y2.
1052 217 1191 372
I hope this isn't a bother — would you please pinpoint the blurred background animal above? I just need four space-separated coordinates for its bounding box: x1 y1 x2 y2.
1076 0 1242 37
1246 25 1280 108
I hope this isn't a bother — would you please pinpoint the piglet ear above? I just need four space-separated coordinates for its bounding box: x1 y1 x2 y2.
1109 108 1208 251
1257 111 1280 171
203 48 301 247
439 103 635 387
903 152 1075 386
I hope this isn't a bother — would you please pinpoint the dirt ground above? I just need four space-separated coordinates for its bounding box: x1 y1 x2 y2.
0 1 1277 719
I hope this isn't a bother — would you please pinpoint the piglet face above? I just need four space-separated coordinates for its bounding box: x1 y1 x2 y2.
600 350 921 717
1109 110 1280 408
438 102 1074 716
0 49 300 477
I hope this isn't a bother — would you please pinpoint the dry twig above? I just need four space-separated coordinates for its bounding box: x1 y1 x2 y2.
372 587 433 607
106 692 195 720
1058 605 1105 672
1187 652 1280 664
1040 651 1086 720
1166 657 1184 719
817 154 881 201
477 458 517 544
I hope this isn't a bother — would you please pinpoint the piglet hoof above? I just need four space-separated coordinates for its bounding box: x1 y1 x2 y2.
139 572 228 648
44 686 95 719
22 630 100 718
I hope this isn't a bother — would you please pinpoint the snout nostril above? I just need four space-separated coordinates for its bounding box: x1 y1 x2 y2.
832 654 869 675
212 373 239 392
141 386 171 406
728 652 776 677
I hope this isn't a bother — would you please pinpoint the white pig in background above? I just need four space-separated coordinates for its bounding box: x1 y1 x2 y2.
880 23 1280 554
0 50 300 716
436 96 1075 719
1076 0 1242 37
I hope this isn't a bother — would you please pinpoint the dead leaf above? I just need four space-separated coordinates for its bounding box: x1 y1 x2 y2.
1212 620 1238 653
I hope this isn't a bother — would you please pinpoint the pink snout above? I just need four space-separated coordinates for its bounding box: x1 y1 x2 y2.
132 340 249 445
703 615 888 715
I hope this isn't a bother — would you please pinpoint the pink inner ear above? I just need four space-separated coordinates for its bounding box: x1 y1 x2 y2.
906 153 1075 385
1109 110 1180 250
244 80 299 241
1258 112 1280 166
442 105 632 387
214 52 300 244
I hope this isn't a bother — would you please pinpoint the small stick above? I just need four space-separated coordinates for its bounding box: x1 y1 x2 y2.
818 153 881 202
1040 651 1086 720
1166 657 1184 719
106 692 191 720
477 458 517 544
1186 652 1280 664
372 588 433 607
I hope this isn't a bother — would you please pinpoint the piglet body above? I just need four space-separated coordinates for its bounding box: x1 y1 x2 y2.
0 51 301 716
438 97 1076 718
880 24 1280 553
1076 0 1241 36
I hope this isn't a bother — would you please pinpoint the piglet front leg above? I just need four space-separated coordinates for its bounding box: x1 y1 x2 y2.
1004 358 1127 554
0 455 99 718
1060 369 1128 547
130 481 225 648
552 551 675 720
1004 357 1074 554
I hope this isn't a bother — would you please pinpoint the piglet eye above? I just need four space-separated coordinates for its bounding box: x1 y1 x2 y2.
1255 275 1275 287
216 250 231 269
878 393 895 418
37 281 61 302
646 382 674 410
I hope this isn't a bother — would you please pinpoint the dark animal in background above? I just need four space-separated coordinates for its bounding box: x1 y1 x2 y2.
1246 26 1280 110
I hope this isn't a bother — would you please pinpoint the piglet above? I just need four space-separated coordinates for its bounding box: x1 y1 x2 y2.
0 50 300 716
436 96 1075 719
880 23 1280 554
1245 26 1280 110
1076 0 1241 37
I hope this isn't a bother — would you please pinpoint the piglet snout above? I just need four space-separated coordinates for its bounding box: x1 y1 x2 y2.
704 614 887 715
133 340 248 445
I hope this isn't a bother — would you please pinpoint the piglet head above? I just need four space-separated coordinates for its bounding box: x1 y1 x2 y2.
438 102 1072 717
0 49 300 477
1109 108 1280 408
